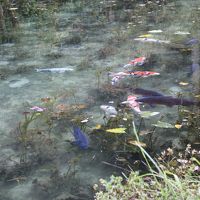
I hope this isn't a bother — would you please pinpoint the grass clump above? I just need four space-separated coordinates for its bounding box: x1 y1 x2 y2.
94 170 200 200
94 122 200 200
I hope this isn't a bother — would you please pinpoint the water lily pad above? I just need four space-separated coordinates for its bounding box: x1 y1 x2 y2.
139 111 160 118
106 128 126 134
152 121 174 128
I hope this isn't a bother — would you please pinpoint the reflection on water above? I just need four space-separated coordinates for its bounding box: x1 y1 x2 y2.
0 0 200 199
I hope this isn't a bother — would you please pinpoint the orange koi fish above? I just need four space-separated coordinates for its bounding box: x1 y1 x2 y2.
123 57 146 69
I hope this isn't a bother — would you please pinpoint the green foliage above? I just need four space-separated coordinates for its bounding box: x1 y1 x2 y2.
95 169 200 200
94 122 200 200
17 0 38 17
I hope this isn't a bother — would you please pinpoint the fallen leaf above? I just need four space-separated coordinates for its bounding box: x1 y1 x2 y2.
106 128 126 134
128 140 146 147
138 34 153 38
152 121 174 128
148 30 163 33
139 130 152 136
174 31 190 35
94 124 102 130
175 124 182 129
139 111 160 118
81 118 89 123
179 82 189 86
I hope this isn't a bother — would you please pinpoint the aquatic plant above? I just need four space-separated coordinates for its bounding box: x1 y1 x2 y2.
94 122 200 200
18 107 46 162
178 108 200 144
97 45 116 59
19 107 46 142
76 56 92 71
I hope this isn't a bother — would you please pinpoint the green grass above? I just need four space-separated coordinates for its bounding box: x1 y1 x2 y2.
94 122 200 200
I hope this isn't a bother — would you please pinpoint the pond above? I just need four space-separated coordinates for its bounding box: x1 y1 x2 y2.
0 0 200 199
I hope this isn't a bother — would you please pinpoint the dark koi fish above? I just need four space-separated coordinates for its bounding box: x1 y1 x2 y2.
135 96 198 107
72 126 89 149
131 88 164 97
185 38 199 46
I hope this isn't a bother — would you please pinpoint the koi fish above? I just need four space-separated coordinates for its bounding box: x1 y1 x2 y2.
127 71 160 77
100 105 118 118
108 72 128 77
131 88 164 96
36 67 74 73
135 96 198 107
72 126 89 149
109 71 160 85
191 63 200 73
185 38 199 46
121 95 141 113
123 57 146 69
108 72 127 85
110 75 125 85
134 37 170 44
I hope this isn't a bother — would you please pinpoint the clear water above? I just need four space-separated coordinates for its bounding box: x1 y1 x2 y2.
0 1 200 199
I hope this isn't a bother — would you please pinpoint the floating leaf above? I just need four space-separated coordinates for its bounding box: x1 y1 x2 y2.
81 118 89 123
139 111 160 118
138 34 153 38
175 124 182 129
139 130 152 136
94 124 102 130
128 140 146 147
179 82 189 86
174 31 190 35
152 121 174 128
148 30 163 33
106 128 126 134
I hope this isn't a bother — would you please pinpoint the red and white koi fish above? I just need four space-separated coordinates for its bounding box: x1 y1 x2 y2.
108 72 127 85
108 72 128 77
127 71 160 77
134 37 170 44
123 57 146 69
121 95 141 113
109 71 160 85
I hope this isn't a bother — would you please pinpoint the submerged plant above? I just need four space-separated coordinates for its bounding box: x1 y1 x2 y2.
18 106 46 162
19 107 46 142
